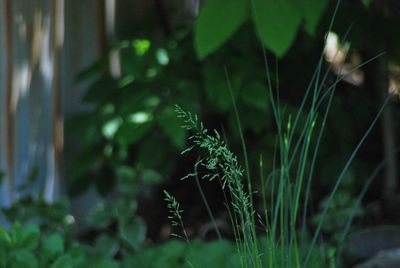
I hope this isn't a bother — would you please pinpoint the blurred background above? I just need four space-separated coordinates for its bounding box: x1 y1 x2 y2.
0 0 400 267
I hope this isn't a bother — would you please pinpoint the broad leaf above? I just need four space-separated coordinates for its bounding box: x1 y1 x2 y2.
301 0 328 35
203 64 242 112
252 0 302 57
10 249 38 268
12 224 40 251
94 234 119 258
195 0 248 59
241 82 269 111
157 106 186 149
362 0 372 8
0 226 11 247
115 113 153 146
42 234 64 259
120 217 146 250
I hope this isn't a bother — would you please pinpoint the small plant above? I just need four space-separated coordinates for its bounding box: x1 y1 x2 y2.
169 40 388 267
174 105 261 267
0 223 119 268
164 190 189 243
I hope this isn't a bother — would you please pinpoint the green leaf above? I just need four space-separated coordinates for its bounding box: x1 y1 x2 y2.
141 169 163 184
194 0 248 59
241 82 269 111
42 234 64 259
203 64 242 112
119 217 146 250
116 166 139 195
50 246 86 268
115 114 153 146
252 0 302 57
0 249 6 267
136 139 168 170
126 240 187 268
157 106 186 149
10 249 38 268
102 117 123 139
187 240 238 267
301 0 328 35
0 225 11 248
12 224 40 251
83 76 117 103
113 198 137 223
75 59 106 83
88 203 114 228
91 259 120 268
362 0 372 8
50 255 73 268
94 234 119 258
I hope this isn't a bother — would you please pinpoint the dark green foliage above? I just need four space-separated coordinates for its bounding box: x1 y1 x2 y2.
194 0 248 59
0 223 119 268
87 185 147 254
13 0 397 267
2 196 72 234
194 0 328 58
127 239 239 268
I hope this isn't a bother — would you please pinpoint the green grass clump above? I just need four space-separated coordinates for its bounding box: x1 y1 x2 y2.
164 3 389 267
175 106 261 267
164 190 189 243
168 51 389 267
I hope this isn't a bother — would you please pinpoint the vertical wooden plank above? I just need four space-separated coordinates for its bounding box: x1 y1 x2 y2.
97 0 107 55
46 0 64 202
105 0 120 78
4 0 14 206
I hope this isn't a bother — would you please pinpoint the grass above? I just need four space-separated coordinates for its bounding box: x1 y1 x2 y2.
164 2 390 267
169 79 388 267
171 66 388 266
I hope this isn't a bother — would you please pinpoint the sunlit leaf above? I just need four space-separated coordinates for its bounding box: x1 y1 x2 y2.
132 39 151 56
156 48 169 65
102 117 123 139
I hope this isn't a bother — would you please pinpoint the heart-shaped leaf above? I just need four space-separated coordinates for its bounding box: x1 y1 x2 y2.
301 0 328 35
195 0 248 59
252 0 302 57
